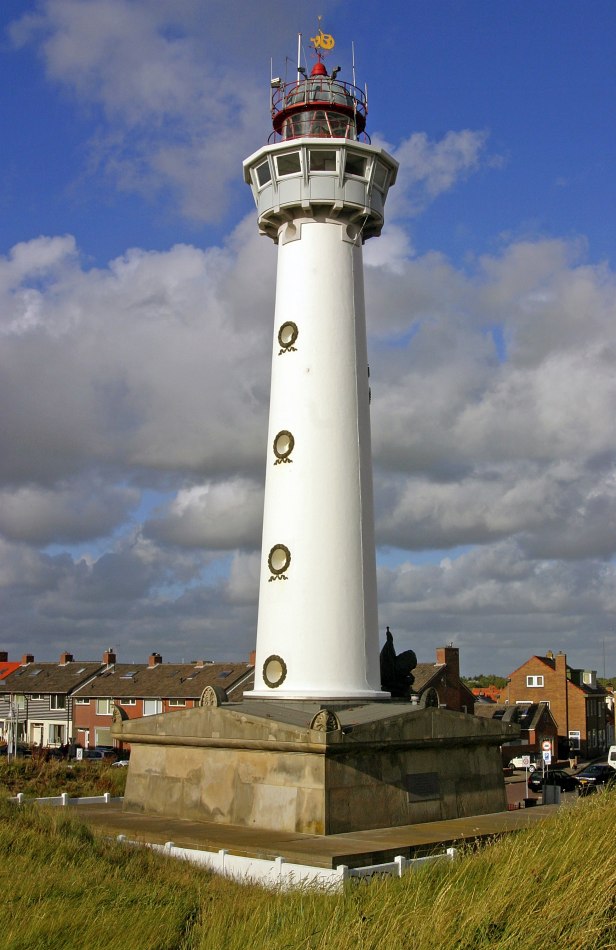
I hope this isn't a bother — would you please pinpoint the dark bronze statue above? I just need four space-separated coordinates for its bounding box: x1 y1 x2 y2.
380 626 417 698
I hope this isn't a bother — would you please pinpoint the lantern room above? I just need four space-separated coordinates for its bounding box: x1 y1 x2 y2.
270 61 368 143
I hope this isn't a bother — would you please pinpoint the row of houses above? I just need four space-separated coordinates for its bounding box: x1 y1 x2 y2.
0 646 612 758
0 645 474 751
0 650 253 751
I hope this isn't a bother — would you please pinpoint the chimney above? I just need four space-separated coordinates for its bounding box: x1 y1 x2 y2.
435 645 460 681
59 652 74 665
0 652 8 663
21 653 34 665
546 650 554 660
148 652 163 668
102 648 116 666
249 650 256 666
555 651 567 676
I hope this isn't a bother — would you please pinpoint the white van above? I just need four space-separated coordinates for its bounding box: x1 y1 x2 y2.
608 745 616 770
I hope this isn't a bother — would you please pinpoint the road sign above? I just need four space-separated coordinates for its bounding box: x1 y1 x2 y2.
521 755 531 767
542 740 552 752
543 750 552 764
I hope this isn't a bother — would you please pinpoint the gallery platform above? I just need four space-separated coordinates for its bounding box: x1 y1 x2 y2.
74 800 560 869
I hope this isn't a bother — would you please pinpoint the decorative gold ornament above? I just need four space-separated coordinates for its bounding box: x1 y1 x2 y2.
310 709 341 732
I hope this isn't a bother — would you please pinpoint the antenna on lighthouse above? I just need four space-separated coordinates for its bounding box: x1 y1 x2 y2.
296 33 302 83
352 40 356 86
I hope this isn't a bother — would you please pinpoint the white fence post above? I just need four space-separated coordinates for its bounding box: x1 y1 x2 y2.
394 855 406 877
61 792 69 806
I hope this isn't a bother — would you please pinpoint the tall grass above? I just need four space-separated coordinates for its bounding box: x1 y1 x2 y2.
0 758 127 798
0 791 613 949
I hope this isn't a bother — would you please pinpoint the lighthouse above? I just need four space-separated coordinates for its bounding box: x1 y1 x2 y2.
244 30 398 700
118 31 515 833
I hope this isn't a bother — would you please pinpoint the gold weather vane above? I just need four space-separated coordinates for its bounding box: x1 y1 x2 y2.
311 16 335 51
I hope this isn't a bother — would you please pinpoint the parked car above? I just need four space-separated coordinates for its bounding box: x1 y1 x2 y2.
528 768 578 793
508 753 541 772
83 748 118 762
575 764 616 794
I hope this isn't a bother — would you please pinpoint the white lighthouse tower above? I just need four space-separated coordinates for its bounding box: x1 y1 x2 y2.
244 30 398 700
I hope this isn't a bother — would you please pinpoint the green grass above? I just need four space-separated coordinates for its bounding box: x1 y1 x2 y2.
0 790 614 949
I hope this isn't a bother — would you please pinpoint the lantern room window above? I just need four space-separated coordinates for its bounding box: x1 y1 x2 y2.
345 153 367 178
310 150 337 172
255 160 272 187
373 162 389 191
275 152 302 177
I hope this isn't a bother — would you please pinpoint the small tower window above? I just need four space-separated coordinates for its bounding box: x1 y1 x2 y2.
273 430 294 463
310 150 337 172
255 161 272 187
278 321 298 351
263 655 287 689
276 152 301 177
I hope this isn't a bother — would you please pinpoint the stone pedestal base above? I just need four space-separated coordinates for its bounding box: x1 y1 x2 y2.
113 700 518 835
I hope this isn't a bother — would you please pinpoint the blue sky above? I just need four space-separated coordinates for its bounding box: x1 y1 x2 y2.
1 0 615 676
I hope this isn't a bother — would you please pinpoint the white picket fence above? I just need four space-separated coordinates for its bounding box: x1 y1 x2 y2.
117 837 459 892
12 792 123 806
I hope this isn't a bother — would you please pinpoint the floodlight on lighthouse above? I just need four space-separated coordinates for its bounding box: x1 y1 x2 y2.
243 28 398 700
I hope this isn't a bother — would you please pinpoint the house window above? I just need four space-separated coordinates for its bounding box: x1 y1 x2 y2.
143 699 162 717
29 694 44 701
526 675 544 688
96 699 113 716
167 699 186 707
569 730 581 751
117 699 136 706
74 699 90 706
48 724 65 745
50 694 66 710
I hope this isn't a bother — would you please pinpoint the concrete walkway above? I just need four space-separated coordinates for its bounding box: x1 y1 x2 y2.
75 802 560 869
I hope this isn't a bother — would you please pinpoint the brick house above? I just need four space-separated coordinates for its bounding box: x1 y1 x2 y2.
71 651 254 750
0 653 104 748
505 651 609 757
411 646 476 713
